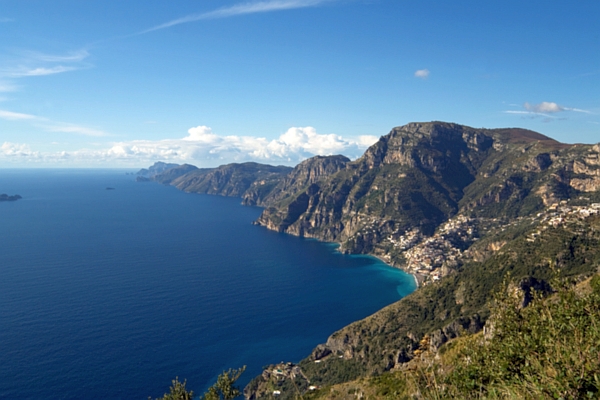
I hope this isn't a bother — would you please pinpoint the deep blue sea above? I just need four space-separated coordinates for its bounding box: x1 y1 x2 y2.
0 169 416 399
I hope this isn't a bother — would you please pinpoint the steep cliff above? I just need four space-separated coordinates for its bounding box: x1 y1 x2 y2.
169 162 292 200
254 122 600 267
242 155 350 206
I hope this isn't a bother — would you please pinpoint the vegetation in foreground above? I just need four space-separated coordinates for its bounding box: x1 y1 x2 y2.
152 367 245 400
307 275 600 399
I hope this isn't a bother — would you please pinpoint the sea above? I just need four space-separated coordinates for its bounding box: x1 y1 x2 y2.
0 169 416 399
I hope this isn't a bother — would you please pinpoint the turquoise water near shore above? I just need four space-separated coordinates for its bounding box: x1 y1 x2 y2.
0 169 416 399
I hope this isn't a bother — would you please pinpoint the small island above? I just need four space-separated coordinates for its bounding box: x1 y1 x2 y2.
0 194 22 202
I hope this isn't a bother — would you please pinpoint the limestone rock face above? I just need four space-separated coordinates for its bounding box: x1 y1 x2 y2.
570 177 600 192
568 150 600 192
428 314 484 351
524 152 553 172
253 121 590 263
256 155 350 205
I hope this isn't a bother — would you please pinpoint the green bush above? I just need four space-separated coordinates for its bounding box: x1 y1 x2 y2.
444 278 600 399
152 367 245 400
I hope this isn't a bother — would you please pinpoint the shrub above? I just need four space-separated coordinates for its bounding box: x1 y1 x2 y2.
443 277 600 399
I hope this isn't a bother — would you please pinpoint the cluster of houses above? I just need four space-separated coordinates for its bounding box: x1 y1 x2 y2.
386 215 477 284
527 201 600 242
386 200 600 284
262 362 317 397
358 199 600 286
386 227 422 250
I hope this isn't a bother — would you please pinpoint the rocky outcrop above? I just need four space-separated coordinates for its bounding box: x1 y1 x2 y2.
0 194 22 201
243 362 310 400
569 154 600 192
242 155 349 206
428 314 484 351
483 277 554 340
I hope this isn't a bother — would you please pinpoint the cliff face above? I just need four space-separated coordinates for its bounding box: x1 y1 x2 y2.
136 161 288 204
256 122 497 247
242 155 350 206
254 122 600 264
162 162 293 200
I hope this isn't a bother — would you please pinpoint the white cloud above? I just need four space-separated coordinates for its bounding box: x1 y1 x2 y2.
0 126 379 167
414 69 430 79
357 135 379 147
565 107 593 114
2 142 28 153
274 126 350 155
26 50 89 63
45 123 108 137
11 66 78 77
0 109 39 121
505 102 594 121
184 125 221 143
179 125 371 162
524 102 564 113
1 142 37 157
0 82 17 92
141 0 336 33
0 108 108 137
0 48 90 91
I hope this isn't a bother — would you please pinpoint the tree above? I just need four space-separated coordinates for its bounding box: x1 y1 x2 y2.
152 377 193 400
153 366 245 400
201 366 246 400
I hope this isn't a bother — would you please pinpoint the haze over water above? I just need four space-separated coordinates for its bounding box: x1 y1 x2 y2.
0 169 415 399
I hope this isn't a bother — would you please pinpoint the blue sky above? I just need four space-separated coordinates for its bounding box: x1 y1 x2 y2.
1 0 598 167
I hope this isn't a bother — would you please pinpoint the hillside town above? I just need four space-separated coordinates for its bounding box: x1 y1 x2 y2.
379 200 600 285
384 215 477 284
527 201 600 242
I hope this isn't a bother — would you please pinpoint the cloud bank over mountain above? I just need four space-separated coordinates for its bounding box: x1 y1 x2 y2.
1 126 378 167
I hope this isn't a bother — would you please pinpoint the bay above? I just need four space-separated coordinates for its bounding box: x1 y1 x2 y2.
0 169 416 399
